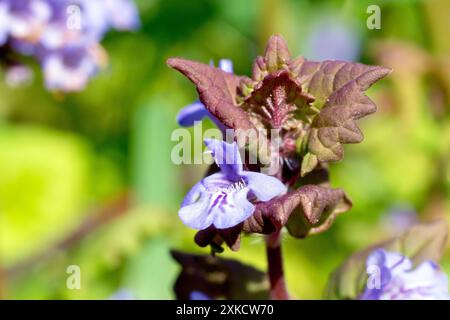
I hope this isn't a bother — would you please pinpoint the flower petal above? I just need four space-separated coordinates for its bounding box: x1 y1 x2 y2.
176 101 209 127
362 249 450 300
106 0 141 31
383 250 412 276
242 171 287 201
179 180 214 230
190 291 211 300
210 187 254 229
204 139 243 180
218 59 233 73
394 261 450 299
362 249 393 298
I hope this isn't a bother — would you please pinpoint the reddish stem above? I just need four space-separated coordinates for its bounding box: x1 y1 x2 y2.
265 230 289 300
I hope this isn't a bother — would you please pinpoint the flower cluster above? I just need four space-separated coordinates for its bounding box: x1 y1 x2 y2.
0 0 139 91
361 249 450 300
168 35 391 251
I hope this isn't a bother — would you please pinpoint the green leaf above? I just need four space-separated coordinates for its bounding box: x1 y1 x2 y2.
383 219 448 265
301 153 318 177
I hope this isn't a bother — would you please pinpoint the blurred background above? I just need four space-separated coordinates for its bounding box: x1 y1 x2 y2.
0 0 449 299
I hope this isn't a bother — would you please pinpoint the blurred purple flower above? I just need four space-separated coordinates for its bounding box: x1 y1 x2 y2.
78 0 140 40
382 205 418 234
6 0 52 40
38 0 84 50
0 1 10 46
42 42 100 91
5 64 33 87
176 59 233 127
109 289 135 300
0 0 140 92
361 248 450 300
105 0 140 31
306 20 360 62
190 291 211 300
179 139 286 230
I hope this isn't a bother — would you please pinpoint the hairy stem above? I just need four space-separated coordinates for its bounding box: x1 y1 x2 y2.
265 230 289 300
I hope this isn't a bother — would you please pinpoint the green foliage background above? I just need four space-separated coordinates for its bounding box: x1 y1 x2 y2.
0 0 449 299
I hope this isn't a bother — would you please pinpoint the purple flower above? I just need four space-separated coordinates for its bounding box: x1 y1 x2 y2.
190 291 211 300
176 101 210 127
38 0 84 50
382 205 418 233
361 248 450 300
179 139 287 230
176 59 233 127
109 289 135 300
42 42 100 92
79 0 140 40
306 20 361 62
5 64 33 87
6 0 52 39
0 0 140 92
104 0 140 31
0 1 10 46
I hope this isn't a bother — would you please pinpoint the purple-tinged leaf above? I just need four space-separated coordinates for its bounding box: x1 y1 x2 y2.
251 35 291 81
195 181 345 246
297 60 391 109
167 58 254 131
264 35 291 73
285 185 351 238
299 63 391 175
243 185 351 237
244 70 314 130
245 36 315 131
